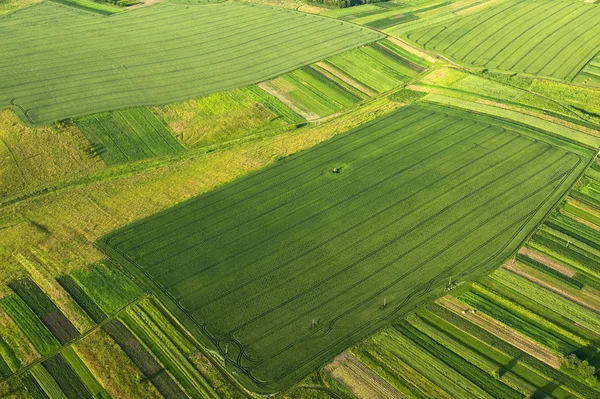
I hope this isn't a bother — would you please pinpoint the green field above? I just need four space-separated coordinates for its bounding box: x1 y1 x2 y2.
154 86 303 148
75 108 183 165
400 0 600 81
261 66 364 119
325 42 420 93
0 2 381 125
99 103 588 392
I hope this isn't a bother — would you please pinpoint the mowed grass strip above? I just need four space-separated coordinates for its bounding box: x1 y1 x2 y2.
402 0 600 81
0 2 382 124
99 103 587 392
75 107 183 165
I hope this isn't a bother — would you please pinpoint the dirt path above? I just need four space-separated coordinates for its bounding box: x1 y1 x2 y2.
518 247 576 277
438 296 562 368
324 351 405 399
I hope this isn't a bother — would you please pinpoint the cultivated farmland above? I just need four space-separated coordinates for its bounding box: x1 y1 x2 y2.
99 103 589 392
0 2 381 125
75 108 183 165
399 0 600 81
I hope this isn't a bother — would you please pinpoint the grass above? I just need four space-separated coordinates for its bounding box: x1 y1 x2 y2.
56 275 107 324
427 301 600 397
325 43 419 93
0 2 382 124
119 299 220 399
75 108 184 165
74 329 162 399
102 319 187 399
261 66 363 119
490 268 600 333
0 295 60 357
98 103 587 393
458 290 578 354
422 94 600 149
8 278 79 344
400 0 600 81
0 337 19 378
0 94 401 291
28 364 68 399
154 86 302 148
70 260 143 315
42 354 93 399
47 0 122 15
0 110 104 201
61 346 109 399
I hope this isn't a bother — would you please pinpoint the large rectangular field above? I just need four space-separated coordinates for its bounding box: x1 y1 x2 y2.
99 104 589 393
0 2 381 125
400 0 600 81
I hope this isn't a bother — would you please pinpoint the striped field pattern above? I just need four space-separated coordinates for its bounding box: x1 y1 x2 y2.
0 2 382 125
401 0 600 81
99 104 589 393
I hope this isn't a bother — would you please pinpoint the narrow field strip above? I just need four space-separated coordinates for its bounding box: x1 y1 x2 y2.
99 103 588 393
0 2 382 124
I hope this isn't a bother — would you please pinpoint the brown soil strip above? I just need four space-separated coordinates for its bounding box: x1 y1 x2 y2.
324 351 405 399
503 262 600 314
438 296 562 368
518 247 576 277
386 36 438 64
257 82 319 121
315 62 376 97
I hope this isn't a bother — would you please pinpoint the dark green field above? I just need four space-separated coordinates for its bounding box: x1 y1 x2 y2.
99 103 589 392
75 108 183 165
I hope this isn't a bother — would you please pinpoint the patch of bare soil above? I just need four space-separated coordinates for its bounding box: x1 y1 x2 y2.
324 351 405 399
438 296 562 368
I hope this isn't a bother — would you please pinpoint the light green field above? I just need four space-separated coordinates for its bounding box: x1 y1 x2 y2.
399 0 600 81
0 2 382 125
262 66 364 119
99 103 588 392
154 86 303 148
422 94 600 149
326 43 420 94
